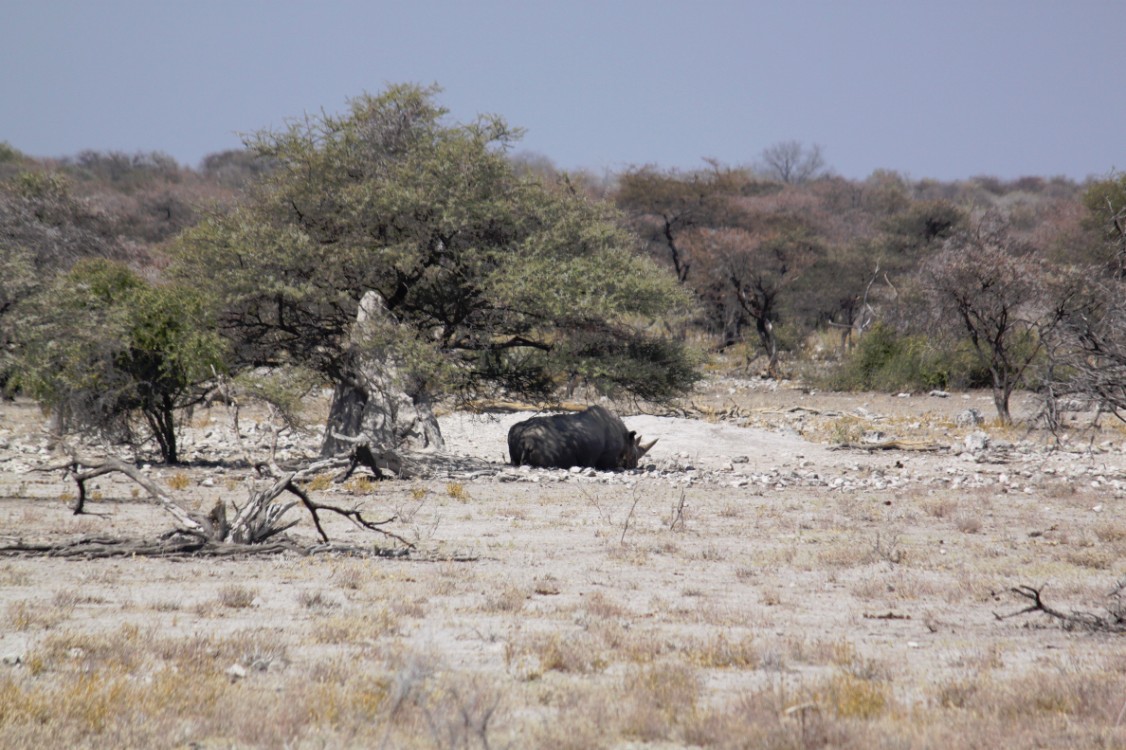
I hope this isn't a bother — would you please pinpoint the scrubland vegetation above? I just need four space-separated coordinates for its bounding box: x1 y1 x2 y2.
1 84 1125 748
3 85 1125 441
2 398 1125 749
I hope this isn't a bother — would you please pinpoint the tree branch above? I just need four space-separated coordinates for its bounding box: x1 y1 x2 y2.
995 584 1126 633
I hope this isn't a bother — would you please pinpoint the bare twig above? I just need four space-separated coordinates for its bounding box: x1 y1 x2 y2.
620 489 643 545
669 489 687 531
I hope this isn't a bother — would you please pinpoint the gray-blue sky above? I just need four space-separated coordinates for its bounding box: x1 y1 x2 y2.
2 0 1122 181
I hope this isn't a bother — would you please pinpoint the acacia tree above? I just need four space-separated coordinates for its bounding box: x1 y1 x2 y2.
756 141 827 185
693 226 819 375
1041 174 1126 425
920 217 1061 424
9 259 225 462
615 162 757 283
173 84 698 456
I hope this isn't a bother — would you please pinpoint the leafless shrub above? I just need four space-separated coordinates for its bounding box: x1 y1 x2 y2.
297 589 337 609
216 584 257 609
954 512 983 534
6 598 73 631
873 530 904 565
482 584 527 614
620 662 702 743
668 489 688 531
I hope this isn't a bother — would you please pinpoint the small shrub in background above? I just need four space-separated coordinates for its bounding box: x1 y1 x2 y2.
820 324 990 393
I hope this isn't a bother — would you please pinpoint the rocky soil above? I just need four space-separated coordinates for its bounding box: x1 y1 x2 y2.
1 378 1124 747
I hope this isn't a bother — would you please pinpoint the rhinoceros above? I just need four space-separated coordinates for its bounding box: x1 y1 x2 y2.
507 405 657 470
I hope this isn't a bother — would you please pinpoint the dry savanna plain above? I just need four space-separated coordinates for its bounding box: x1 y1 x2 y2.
1 376 1125 749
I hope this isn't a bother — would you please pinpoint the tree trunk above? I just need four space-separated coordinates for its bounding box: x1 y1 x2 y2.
992 384 1012 426
319 291 444 458
756 316 779 378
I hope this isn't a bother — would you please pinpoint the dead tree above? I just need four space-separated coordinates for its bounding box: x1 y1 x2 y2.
33 449 414 551
995 583 1126 633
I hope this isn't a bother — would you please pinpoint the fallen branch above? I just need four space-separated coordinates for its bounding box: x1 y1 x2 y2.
32 453 212 534
995 584 1126 633
0 533 410 559
831 439 946 452
329 432 404 479
32 448 413 550
283 475 414 548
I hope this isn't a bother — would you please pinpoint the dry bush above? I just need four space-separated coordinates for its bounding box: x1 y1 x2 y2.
816 673 892 719
523 683 616 749
160 628 288 674
586 621 666 663
399 672 506 750
619 662 702 743
329 561 368 591
582 590 629 619
34 624 152 674
303 473 333 492
312 610 400 645
734 565 757 581
0 564 31 586
1065 547 1116 570
165 471 191 491
760 587 784 606
605 543 650 565
390 596 428 619
506 631 605 676
481 583 527 614
6 598 74 631
1093 520 1126 544
922 496 959 518
0 669 228 745
684 631 759 668
343 475 375 494
445 481 471 501
150 600 181 612
818 539 877 568
216 584 258 609
297 589 338 609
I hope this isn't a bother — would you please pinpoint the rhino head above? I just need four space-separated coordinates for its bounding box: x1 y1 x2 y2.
619 431 658 469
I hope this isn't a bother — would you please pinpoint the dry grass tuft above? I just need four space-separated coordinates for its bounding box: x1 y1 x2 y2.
507 631 606 676
304 473 333 492
816 673 892 719
446 481 471 501
620 662 702 742
312 610 400 644
6 598 74 631
0 564 31 586
216 584 258 609
165 471 192 491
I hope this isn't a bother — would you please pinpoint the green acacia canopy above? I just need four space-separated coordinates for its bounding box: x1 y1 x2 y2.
173 84 699 403
11 259 225 463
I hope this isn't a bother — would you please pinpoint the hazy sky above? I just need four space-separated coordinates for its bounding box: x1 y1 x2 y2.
3 1 1123 181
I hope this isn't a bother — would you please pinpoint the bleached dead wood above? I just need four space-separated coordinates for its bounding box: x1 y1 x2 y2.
30 447 414 551
32 453 210 533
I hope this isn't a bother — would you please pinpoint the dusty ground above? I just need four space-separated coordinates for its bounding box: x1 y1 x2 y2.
1 378 1124 748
